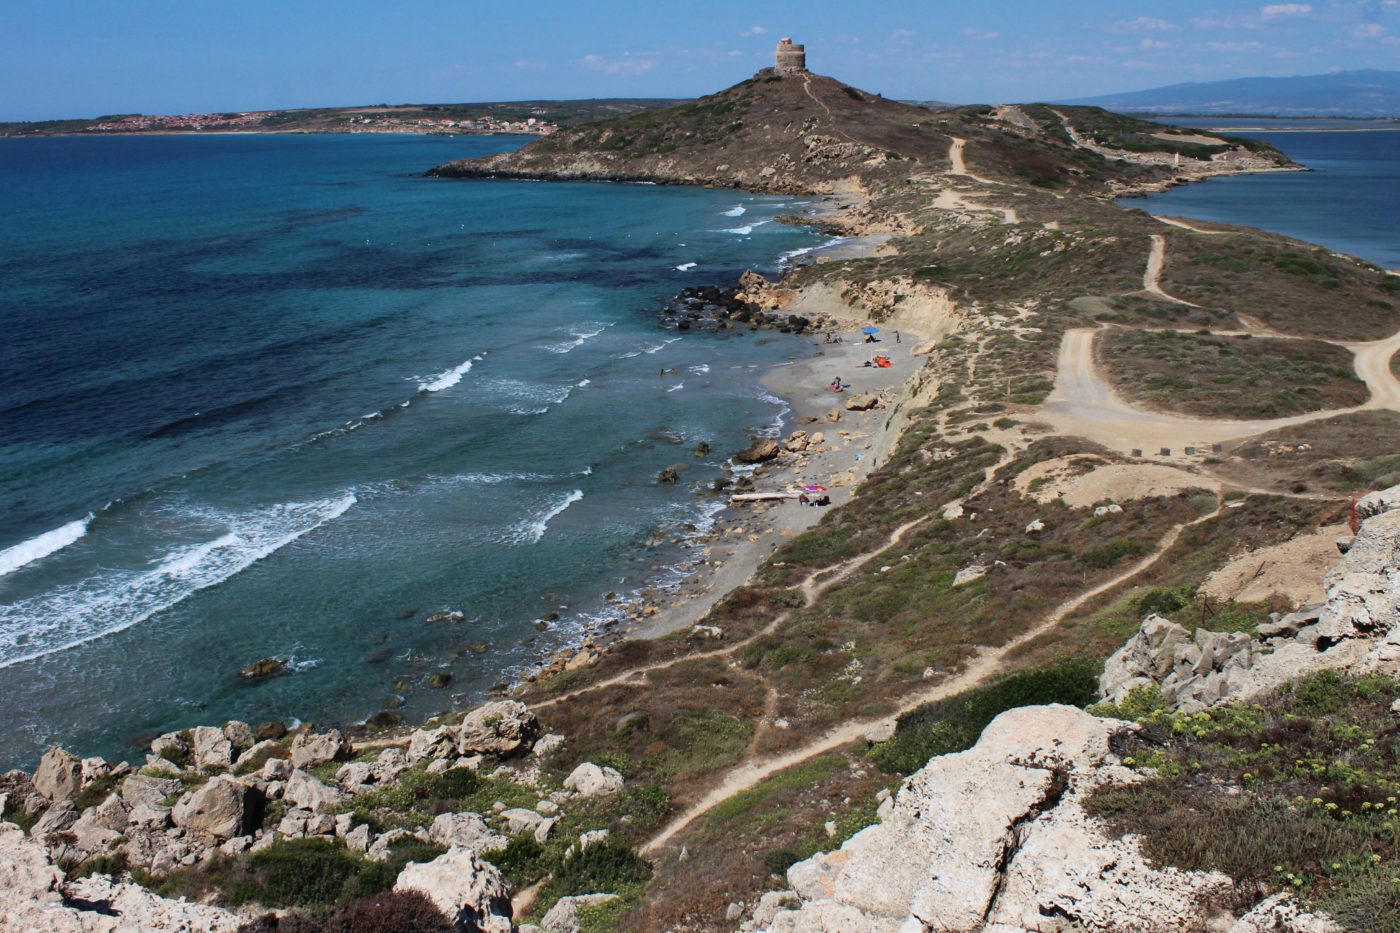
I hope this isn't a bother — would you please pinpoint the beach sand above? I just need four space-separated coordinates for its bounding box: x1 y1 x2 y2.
620 324 927 641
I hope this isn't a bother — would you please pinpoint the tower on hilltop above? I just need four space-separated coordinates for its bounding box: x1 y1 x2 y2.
775 38 806 75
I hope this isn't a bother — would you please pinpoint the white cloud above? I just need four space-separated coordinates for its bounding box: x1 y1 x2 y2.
1140 38 1173 49
575 54 660 76
514 60 547 70
1352 21 1387 36
1103 16 1181 32
964 28 1000 39
739 25 767 37
892 28 917 39
1260 3 1311 17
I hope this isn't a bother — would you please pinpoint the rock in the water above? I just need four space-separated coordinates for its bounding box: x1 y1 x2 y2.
393 846 514 933
32 747 83 802
289 729 353 770
845 393 879 411
170 776 256 840
239 657 288 680
540 894 619 933
282 769 346 814
456 700 540 758
562 762 624 797
658 465 680 484
427 671 454 689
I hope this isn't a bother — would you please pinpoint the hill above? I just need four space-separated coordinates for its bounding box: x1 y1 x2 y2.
1064 69 1400 117
429 68 1291 196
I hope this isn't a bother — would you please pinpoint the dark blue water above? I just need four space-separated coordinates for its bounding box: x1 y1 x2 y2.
0 134 829 767
1126 128 1400 269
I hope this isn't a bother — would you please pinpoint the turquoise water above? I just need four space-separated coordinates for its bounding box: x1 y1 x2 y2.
0 134 828 768
1127 128 1400 269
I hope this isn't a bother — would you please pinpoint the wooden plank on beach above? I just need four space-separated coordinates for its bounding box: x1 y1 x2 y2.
730 492 800 502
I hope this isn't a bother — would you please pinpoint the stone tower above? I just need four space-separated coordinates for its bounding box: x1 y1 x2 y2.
775 38 806 75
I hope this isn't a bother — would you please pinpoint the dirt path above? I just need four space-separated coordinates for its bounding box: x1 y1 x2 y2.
945 137 1002 186
641 500 1224 854
1155 216 1229 236
1142 235 1198 306
528 517 928 712
1039 325 1400 455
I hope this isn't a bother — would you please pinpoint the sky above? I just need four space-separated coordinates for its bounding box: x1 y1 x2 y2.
3 0 1399 121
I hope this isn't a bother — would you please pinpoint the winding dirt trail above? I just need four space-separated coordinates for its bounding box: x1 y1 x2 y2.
1142 235 1198 306
1155 216 1229 236
641 500 1224 854
1038 325 1400 455
528 517 928 712
945 137 1002 186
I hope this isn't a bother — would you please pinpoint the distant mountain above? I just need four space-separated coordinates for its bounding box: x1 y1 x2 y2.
1064 70 1400 117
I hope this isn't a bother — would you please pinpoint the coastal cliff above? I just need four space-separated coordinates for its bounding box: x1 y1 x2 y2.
9 60 1400 933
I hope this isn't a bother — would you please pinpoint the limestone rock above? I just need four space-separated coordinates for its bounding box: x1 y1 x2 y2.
845 393 879 411
456 700 540 758
501 807 545 836
408 725 457 762
540 894 618 933
952 564 988 588
736 437 781 464
1227 892 1341 933
562 762 624 797
189 725 234 769
809 432 826 445
238 657 288 680
170 777 256 840
766 706 1232 933
826 408 841 423
429 811 508 852
393 846 514 933
345 822 373 853
784 431 810 452
289 729 353 770
221 720 255 750
233 738 290 773
282 769 345 814
33 747 84 802
29 799 78 842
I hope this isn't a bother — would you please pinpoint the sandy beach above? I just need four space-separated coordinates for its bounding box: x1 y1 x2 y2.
618 320 929 641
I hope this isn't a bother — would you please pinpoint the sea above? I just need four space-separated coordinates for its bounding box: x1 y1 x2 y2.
1126 121 1400 270
0 133 833 769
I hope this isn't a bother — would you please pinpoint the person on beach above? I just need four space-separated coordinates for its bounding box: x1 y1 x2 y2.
830 376 843 392
895 330 901 343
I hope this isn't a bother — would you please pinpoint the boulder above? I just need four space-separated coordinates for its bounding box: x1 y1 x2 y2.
408 725 458 763
289 729 353 770
254 721 289 742
501 807 545 836
32 747 83 802
540 894 618 933
189 725 234 769
345 823 373 853
562 762 624 797
367 827 418 863
221 720 255 750
658 466 680 484
1227 892 1342 933
826 408 842 423
735 437 781 464
28 799 77 841
170 777 256 840
765 706 1232 933
429 811 508 852
282 769 346 814
809 432 826 446
393 846 514 933
845 393 879 411
234 738 290 773
784 431 810 452
456 701 540 758
951 564 987 588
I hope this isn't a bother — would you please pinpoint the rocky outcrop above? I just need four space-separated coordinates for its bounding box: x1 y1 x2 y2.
282 768 345 814
753 706 1235 932
456 700 540 758
171 776 257 840
1102 482 1400 711
0 821 243 932
429 811 508 852
393 846 514 933
289 729 352 770
33 747 84 802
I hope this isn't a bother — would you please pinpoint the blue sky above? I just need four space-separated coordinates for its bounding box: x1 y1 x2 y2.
3 0 1398 120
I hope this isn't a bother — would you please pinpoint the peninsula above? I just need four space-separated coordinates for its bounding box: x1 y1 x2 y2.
6 41 1400 933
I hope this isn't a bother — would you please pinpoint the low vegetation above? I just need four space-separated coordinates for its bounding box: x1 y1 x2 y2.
1088 672 1400 931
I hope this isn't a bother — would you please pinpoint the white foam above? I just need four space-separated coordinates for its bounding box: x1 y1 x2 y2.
645 338 682 355
666 382 684 393
508 490 583 545
420 356 475 393
780 236 847 264
689 364 710 375
722 225 754 235
544 322 611 354
0 516 92 578
0 494 356 670
721 205 747 217
576 379 591 388
675 262 697 271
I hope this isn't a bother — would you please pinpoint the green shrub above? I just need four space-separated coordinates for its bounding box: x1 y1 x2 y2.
480 835 547 888
545 839 652 900
1079 538 1147 569
224 838 408 909
870 662 1100 774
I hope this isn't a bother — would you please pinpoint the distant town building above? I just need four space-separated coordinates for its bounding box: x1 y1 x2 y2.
775 38 807 75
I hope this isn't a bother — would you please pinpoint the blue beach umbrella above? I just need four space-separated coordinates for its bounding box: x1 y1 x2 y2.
861 327 879 334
